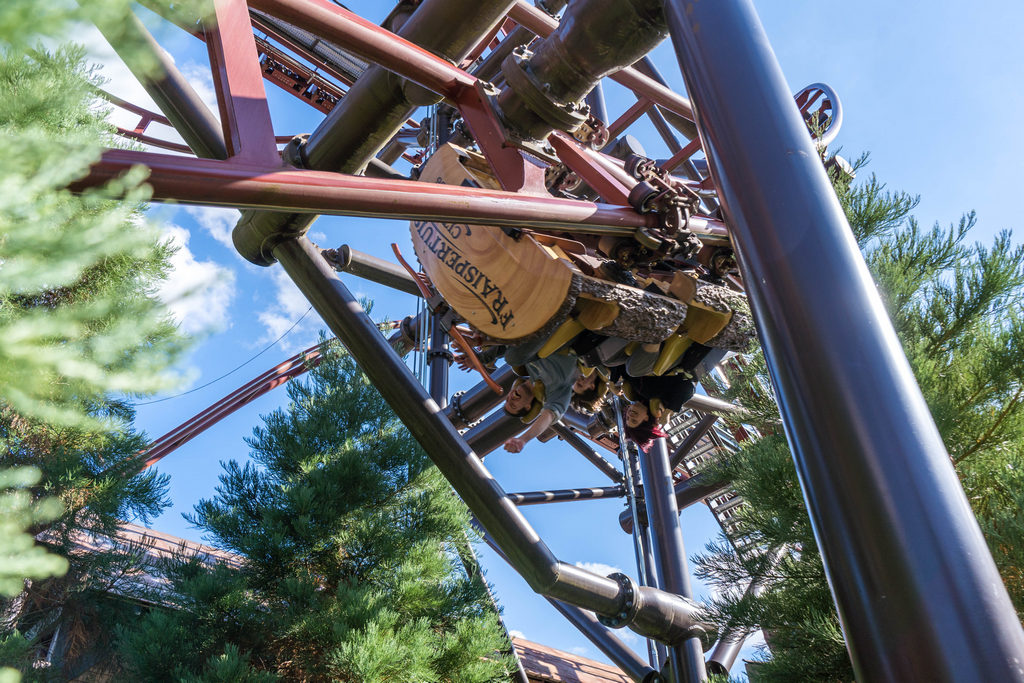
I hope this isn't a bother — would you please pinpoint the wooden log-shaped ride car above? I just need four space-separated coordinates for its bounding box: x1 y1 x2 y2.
410 144 754 353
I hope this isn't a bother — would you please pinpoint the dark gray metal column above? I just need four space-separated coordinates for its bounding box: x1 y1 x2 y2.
90 9 227 160
447 365 517 429
705 548 780 677
323 245 421 297
620 471 731 535
663 0 1024 680
428 316 450 410
638 520 670 669
463 411 525 457
669 415 718 470
551 423 624 484
641 438 706 683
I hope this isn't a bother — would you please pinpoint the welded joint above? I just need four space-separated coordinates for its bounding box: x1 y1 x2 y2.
587 573 712 648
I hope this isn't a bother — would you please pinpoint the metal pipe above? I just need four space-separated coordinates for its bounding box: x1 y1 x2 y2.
323 244 421 297
664 0 1024 679
506 485 625 506
497 0 671 140
77 151 691 267
272 236 706 644
638 517 669 669
89 8 228 160
586 82 609 125
623 439 661 672
641 438 706 683
428 317 450 408
547 600 662 683
633 57 698 141
472 24 534 83
669 415 719 470
463 410 524 456
506 1 693 125
551 424 624 484
705 582 761 676
706 546 783 675
647 105 682 154
476 522 660 683
447 365 518 428
684 393 742 417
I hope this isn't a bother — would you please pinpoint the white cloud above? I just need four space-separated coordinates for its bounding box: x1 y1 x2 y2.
256 267 319 352
569 646 589 656
180 60 220 115
183 206 240 251
574 561 623 577
745 629 767 649
508 630 525 641
618 630 640 644
75 24 219 153
157 224 236 334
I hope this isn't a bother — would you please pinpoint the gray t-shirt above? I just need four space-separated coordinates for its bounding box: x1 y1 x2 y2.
505 339 578 420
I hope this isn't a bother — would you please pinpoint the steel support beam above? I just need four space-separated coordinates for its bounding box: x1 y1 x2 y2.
272 235 706 645
447 365 518 429
664 0 1024 679
620 469 731 535
428 317 450 410
463 410 525 457
641 438 706 682
551 423 624 484
668 414 719 470
234 0 516 263
89 8 228 160
79 150 689 249
323 245 421 297
506 486 625 506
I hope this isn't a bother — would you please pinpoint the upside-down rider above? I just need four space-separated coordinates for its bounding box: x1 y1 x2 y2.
501 336 580 453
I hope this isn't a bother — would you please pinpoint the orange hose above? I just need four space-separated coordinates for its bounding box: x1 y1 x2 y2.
390 244 503 395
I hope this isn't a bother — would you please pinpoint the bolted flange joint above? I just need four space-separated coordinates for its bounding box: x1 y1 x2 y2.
598 572 639 628
499 48 590 140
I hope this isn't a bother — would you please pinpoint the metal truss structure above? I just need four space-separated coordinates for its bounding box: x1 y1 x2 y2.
72 0 1024 681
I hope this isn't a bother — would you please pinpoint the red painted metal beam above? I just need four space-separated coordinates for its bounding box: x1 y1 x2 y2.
207 0 279 164
75 149 679 235
548 131 633 205
249 0 476 98
144 344 323 467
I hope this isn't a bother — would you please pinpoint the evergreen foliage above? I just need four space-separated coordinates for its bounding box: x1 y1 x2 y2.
0 2 200 679
118 343 514 682
695 156 1024 681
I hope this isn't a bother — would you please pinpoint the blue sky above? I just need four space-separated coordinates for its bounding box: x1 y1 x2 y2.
79 0 1024 674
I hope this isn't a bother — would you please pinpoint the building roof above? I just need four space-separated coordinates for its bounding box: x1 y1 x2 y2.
513 638 632 683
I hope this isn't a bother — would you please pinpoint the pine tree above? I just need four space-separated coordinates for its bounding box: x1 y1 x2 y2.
1 3 195 678
694 156 1024 681
117 342 514 682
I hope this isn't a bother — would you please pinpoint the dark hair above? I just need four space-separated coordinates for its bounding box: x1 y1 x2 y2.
624 411 667 452
503 402 533 418
570 386 606 415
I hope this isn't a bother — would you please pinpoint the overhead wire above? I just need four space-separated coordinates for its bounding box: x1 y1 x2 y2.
133 306 314 406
